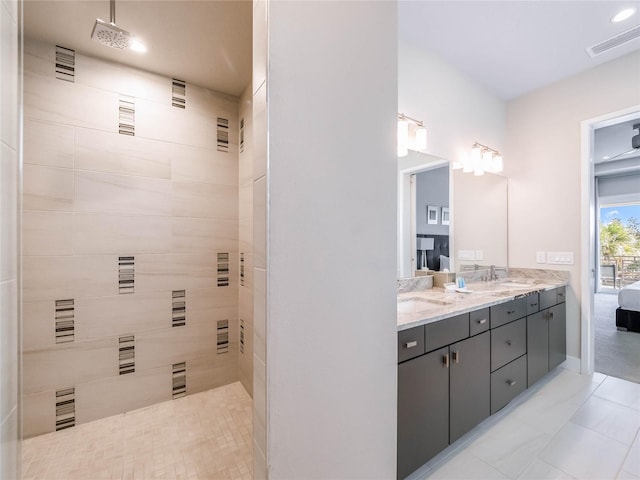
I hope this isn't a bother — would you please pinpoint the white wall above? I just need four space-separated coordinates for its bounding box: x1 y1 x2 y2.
0 0 21 477
266 1 397 477
506 51 640 360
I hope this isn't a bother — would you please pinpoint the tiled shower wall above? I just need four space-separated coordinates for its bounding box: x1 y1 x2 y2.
238 86 254 396
1 0 21 476
21 38 241 438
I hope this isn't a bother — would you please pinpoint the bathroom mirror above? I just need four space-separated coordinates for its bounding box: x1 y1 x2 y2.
397 151 508 278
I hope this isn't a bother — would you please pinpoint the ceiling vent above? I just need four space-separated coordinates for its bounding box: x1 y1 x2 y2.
587 24 640 57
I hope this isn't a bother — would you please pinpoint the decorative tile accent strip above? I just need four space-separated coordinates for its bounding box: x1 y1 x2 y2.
240 318 245 354
217 117 229 152
55 299 75 344
55 388 75 431
118 335 135 375
217 253 230 287
118 256 134 294
240 117 245 153
240 253 245 287
172 290 186 327
118 95 135 136
171 78 186 109
55 45 75 82
172 362 186 399
217 320 229 354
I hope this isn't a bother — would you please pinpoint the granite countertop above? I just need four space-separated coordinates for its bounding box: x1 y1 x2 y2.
397 268 569 332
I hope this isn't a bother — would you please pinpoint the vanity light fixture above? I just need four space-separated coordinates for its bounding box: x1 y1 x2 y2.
397 113 427 157
454 142 504 176
611 7 636 23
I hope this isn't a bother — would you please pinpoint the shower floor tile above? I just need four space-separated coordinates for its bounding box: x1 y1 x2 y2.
22 382 252 480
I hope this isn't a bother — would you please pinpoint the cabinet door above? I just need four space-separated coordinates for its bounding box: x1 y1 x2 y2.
527 310 549 387
548 303 566 370
449 332 490 443
397 347 449 480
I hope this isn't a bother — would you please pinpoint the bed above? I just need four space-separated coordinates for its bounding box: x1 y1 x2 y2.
616 281 640 333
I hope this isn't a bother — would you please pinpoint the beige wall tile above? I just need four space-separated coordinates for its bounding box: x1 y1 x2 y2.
23 211 73 256
75 128 171 179
253 176 266 269
0 281 18 420
23 300 55 351
23 119 74 168
253 268 266 363
1 5 18 149
75 171 171 216
0 144 17 281
171 143 237 186
184 82 239 121
23 39 53 78
75 292 171 341
74 214 171 255
23 391 55 438
22 255 117 302
184 352 238 396
23 72 118 133
172 180 238 219
23 164 73 212
135 254 220 293
252 0 267 96
182 287 237 326
171 217 239 255
23 337 118 394
253 83 267 180
134 97 181 143
75 366 171 425
135 323 221 371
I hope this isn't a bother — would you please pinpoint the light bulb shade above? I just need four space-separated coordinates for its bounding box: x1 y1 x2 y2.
397 120 409 157
492 154 503 173
482 150 493 170
474 164 484 176
414 127 427 151
462 151 473 173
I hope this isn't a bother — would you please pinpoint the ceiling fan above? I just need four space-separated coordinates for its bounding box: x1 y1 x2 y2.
607 123 640 161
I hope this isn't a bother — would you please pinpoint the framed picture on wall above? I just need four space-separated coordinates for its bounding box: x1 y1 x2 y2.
441 207 450 225
427 205 438 225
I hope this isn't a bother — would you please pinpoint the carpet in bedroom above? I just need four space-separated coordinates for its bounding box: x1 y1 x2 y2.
594 292 640 384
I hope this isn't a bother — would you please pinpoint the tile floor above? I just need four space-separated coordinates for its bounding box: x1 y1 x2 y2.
410 368 640 480
22 382 252 480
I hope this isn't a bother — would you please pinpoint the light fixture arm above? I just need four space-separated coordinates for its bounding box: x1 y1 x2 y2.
472 141 500 156
398 113 424 128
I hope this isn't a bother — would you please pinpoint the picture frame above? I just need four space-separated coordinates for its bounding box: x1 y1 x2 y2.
427 205 438 225
441 207 450 225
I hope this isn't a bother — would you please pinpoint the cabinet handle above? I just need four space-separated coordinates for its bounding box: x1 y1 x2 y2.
443 354 449 368
477 318 487 325
506 380 517 387
452 351 460 364
549 312 554 320
530 303 537 307
558 293 565 298
405 341 418 349
506 340 512 346
507 310 515 314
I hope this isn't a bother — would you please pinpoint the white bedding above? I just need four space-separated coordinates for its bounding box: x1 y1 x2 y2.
619 281 640 312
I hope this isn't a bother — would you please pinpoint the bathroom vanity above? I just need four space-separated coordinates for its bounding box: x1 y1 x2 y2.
396 276 567 480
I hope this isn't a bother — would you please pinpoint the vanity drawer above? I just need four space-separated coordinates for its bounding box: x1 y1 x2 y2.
491 317 526 372
526 293 539 315
539 287 566 310
490 297 527 329
491 354 527 414
425 313 469 353
469 308 490 336
398 326 425 363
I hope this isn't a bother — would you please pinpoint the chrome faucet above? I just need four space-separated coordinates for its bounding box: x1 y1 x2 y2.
489 265 508 281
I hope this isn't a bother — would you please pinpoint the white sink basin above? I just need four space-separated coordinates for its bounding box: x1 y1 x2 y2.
499 281 531 288
397 297 435 314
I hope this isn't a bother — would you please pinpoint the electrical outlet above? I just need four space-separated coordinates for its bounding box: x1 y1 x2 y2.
458 250 475 261
547 251 574 265
536 251 546 264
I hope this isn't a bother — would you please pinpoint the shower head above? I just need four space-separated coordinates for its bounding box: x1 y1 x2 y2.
90 0 146 52
91 19 132 49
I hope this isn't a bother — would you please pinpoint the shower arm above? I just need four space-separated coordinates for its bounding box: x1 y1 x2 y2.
110 0 116 24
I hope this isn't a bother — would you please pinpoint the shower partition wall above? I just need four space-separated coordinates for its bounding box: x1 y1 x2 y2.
21 38 244 437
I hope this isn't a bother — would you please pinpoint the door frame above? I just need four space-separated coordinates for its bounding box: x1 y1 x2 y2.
580 105 640 375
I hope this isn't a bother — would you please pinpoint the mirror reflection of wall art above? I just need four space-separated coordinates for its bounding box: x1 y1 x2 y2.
441 207 450 225
427 205 438 225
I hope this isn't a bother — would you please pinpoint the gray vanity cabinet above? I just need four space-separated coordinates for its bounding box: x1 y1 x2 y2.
527 288 567 386
449 331 490 442
397 347 449 480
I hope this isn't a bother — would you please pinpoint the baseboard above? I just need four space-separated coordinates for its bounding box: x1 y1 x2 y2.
561 355 581 373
